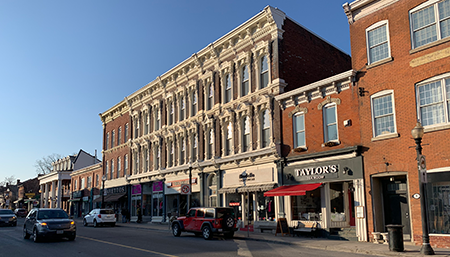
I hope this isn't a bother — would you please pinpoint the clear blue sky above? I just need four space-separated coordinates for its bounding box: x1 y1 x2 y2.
0 0 351 182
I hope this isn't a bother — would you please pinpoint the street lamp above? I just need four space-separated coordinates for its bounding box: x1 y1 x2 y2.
101 175 106 208
411 122 434 255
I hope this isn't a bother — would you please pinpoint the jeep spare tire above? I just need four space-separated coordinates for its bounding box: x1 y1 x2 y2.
223 216 235 228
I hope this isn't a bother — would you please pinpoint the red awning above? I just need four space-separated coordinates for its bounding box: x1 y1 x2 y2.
264 183 322 197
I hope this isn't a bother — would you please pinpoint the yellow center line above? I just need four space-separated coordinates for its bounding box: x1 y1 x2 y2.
78 235 179 257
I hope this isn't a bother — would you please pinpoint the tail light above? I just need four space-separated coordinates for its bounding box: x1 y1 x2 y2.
98 214 102 218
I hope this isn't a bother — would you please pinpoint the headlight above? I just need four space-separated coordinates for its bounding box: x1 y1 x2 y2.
39 222 48 228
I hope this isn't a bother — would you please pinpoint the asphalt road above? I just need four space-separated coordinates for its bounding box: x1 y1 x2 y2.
0 218 378 257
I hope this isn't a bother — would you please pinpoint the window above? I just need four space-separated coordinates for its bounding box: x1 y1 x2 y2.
155 147 160 170
180 96 185 121
111 160 114 179
106 133 109 150
124 154 128 176
416 74 450 126
155 107 161 130
243 116 250 152
118 127 122 145
133 151 139 174
134 117 139 139
191 134 198 162
168 101 174 125
168 141 174 167
96 174 99 187
144 148 149 172
262 110 271 148
242 65 249 96
180 137 185 165
81 178 85 189
260 56 269 88
105 161 109 180
324 104 338 142
226 122 233 156
224 74 232 103
74 179 77 190
191 90 198 117
125 123 129 142
207 84 214 111
371 91 396 137
117 157 121 178
293 113 306 148
111 130 115 148
410 0 450 48
207 129 214 159
87 176 92 188
144 113 149 134
366 21 390 64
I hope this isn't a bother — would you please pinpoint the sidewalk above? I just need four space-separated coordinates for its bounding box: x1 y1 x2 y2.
80 219 450 257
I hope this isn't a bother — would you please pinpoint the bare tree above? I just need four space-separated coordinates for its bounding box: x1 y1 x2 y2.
34 153 63 175
0 175 17 186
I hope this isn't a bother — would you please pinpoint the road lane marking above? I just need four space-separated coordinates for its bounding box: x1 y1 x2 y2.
235 240 253 257
78 236 179 257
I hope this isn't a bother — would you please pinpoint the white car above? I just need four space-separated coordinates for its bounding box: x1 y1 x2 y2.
83 209 116 227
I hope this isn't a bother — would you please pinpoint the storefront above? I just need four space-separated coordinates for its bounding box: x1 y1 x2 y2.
218 163 279 229
102 185 127 213
426 169 450 236
265 147 367 241
165 177 200 218
151 181 164 222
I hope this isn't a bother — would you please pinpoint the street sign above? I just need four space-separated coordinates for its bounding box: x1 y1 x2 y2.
180 184 190 195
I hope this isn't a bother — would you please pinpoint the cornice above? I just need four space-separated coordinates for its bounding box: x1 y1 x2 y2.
343 0 399 24
71 163 102 177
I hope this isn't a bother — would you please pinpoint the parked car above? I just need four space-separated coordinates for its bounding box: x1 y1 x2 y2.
0 209 17 226
23 208 76 242
83 209 116 227
14 208 28 217
172 207 237 240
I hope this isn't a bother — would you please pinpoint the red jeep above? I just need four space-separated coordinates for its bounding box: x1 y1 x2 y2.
172 207 237 240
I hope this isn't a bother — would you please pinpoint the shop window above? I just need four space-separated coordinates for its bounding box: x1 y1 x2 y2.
330 183 346 222
152 192 163 217
256 192 275 221
429 183 450 234
290 187 322 221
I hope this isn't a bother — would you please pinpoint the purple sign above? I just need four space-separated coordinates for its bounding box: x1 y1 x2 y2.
132 184 142 195
153 181 163 192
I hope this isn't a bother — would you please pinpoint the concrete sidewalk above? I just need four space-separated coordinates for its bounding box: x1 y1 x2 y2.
79 219 450 257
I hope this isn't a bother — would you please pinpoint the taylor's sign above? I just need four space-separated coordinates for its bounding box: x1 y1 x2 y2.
295 164 339 181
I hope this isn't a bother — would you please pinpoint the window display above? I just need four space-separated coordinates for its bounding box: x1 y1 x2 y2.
291 187 321 221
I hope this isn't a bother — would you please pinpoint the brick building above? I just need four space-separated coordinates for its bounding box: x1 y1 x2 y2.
274 70 367 241
344 0 450 248
70 162 103 217
100 6 351 224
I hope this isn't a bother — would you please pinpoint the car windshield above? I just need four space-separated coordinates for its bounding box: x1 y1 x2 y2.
37 210 69 219
216 208 235 218
100 210 114 214
0 210 14 215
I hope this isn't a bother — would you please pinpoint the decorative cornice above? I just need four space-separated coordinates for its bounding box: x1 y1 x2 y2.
318 96 341 110
288 106 308 118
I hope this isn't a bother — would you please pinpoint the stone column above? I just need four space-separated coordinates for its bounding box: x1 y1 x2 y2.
44 183 49 208
51 181 56 208
57 178 62 208
40 184 44 208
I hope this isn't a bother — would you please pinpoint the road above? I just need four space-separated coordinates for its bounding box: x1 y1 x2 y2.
0 218 378 257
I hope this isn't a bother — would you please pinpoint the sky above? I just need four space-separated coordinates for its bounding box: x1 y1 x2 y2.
0 0 352 182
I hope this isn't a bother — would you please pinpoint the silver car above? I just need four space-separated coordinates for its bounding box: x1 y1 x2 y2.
0 209 17 226
83 209 116 227
23 208 76 242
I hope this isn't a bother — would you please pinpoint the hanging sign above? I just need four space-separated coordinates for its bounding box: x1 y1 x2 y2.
180 184 191 195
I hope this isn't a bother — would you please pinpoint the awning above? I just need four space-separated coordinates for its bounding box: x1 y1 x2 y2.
264 183 322 197
218 183 277 194
68 198 81 202
103 193 126 203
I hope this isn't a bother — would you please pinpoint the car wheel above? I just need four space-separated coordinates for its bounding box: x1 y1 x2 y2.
83 219 87 226
224 231 234 239
223 216 235 229
23 227 30 239
68 234 76 241
202 225 213 240
172 223 181 237
33 228 40 243
93 219 98 227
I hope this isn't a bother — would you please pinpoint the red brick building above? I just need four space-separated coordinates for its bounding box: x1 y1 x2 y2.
274 70 366 241
70 163 103 217
344 0 450 248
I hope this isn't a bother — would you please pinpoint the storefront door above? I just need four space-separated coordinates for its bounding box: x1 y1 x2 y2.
382 178 411 239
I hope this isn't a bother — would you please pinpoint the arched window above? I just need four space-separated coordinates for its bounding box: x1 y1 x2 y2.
261 110 270 148
226 122 233 156
260 55 269 88
242 116 250 152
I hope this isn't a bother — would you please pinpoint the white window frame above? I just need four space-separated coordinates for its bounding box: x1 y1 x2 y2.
260 55 270 89
371 90 397 137
293 112 306 148
191 90 198 117
106 133 110 150
87 176 92 188
111 159 115 179
207 128 214 159
261 109 271 148
155 107 161 130
125 123 129 141
105 161 109 180
366 20 391 64
168 101 174 126
225 122 233 156
81 178 85 189
117 157 121 178
191 133 198 162
224 73 232 103
124 154 128 176
180 137 186 165
323 103 339 143
144 112 149 135
416 72 450 127
144 147 149 172
206 84 214 111
179 95 185 122
410 0 450 49
118 127 122 145
241 65 250 97
111 130 115 148
242 116 251 152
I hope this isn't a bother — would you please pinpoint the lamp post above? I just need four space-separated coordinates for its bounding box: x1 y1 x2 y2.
101 175 106 208
187 162 192 211
411 122 434 255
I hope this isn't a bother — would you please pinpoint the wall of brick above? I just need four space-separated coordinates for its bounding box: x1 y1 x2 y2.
349 0 450 248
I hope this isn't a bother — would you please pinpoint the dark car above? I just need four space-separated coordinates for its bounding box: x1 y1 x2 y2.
23 208 76 242
172 207 237 240
0 209 17 226
14 208 28 218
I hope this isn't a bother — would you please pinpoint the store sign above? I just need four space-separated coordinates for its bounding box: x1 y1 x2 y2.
105 186 126 195
229 202 240 207
295 164 339 181
132 184 141 195
153 181 163 192
167 178 198 188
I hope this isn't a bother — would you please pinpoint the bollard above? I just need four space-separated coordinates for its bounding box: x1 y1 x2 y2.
386 224 404 252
